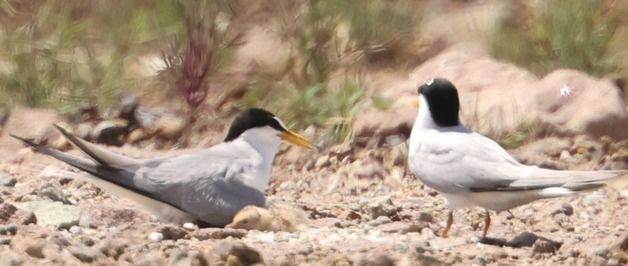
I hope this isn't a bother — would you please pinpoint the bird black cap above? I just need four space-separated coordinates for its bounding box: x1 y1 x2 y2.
225 108 288 142
417 78 461 127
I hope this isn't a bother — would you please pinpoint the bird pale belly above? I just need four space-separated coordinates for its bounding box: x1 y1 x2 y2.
443 188 574 212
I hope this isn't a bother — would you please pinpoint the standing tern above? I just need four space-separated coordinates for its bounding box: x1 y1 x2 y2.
12 108 313 227
408 78 627 238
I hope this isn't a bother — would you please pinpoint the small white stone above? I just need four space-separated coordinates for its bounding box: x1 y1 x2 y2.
252 232 276 243
620 189 628 199
183 222 198 230
69 226 81 234
560 84 572 97
148 232 164 242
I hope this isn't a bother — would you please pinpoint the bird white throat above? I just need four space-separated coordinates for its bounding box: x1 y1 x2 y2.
235 126 283 192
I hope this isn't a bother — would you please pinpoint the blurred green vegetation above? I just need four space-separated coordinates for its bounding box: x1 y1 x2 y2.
243 0 425 144
3 0 624 146
0 1 184 116
490 0 627 77
492 119 550 150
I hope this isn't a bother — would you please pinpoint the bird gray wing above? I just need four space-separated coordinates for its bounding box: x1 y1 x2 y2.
181 175 265 226
410 130 526 193
411 130 627 193
132 144 266 226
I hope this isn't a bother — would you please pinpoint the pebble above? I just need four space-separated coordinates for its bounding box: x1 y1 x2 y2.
353 161 385 179
169 250 208 266
92 119 128 146
189 228 247 240
315 155 331 168
222 242 263 265
369 216 392 226
471 257 488 266
353 253 395 266
389 143 408 166
593 247 609 258
127 128 148 143
377 221 418 234
329 143 353 161
98 239 128 259
24 242 45 259
35 183 68 204
420 227 436 240
0 203 36 225
552 203 574 216
569 248 581 258
5 224 17 235
0 172 17 187
607 258 621 266
69 226 81 234
159 225 188 240
507 232 539 247
69 245 103 263
589 255 606 266
182 222 198 230
14 200 80 230
559 150 572 161
363 197 398 219
532 239 559 254
417 212 434 223
75 122 94 139
148 232 164 242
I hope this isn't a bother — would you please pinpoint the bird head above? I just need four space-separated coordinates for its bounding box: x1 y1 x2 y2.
225 205 274 231
416 78 461 128
225 108 314 150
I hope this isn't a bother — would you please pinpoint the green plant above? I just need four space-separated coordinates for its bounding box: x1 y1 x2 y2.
0 1 182 117
242 0 426 145
320 0 425 66
490 0 625 77
245 79 363 131
491 119 550 149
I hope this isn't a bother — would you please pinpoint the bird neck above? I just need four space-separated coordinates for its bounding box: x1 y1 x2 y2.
226 130 281 192
410 97 469 151
239 128 282 163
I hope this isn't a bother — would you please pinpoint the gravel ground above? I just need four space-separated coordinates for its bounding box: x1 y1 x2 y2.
0 135 626 265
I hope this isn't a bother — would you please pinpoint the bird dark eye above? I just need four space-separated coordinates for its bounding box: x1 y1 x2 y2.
241 219 249 224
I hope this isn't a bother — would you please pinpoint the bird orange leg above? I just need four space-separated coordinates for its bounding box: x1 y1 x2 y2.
441 211 453 238
482 210 491 239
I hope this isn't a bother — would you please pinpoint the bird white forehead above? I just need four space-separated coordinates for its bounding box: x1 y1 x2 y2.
425 77 435 86
272 116 288 131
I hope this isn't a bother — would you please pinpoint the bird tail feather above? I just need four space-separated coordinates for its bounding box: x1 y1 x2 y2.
11 133 194 224
52 124 139 168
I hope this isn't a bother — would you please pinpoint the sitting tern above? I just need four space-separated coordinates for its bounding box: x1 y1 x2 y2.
12 108 313 227
408 78 627 238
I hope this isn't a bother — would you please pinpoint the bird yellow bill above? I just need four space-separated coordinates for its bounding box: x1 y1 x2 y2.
280 131 315 150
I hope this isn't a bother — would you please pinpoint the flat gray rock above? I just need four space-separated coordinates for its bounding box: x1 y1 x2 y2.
15 200 80 230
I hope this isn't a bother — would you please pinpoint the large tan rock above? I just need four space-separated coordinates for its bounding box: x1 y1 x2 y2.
355 44 628 141
535 70 628 138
